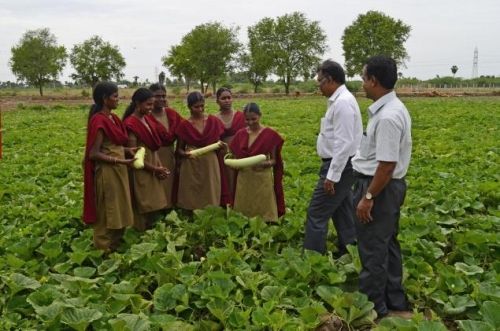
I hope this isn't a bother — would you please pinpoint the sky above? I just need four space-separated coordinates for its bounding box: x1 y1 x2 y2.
1 0 499 83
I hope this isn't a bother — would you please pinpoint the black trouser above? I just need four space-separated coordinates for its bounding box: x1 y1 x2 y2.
303 159 356 255
353 174 408 316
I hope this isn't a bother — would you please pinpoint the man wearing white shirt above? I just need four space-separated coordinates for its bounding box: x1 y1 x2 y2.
303 60 362 256
352 56 412 319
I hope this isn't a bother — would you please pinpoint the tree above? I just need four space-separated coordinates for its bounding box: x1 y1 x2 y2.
10 28 67 96
163 22 240 94
240 21 275 93
163 44 197 92
342 11 411 78
451 65 459 77
249 12 327 95
70 36 126 87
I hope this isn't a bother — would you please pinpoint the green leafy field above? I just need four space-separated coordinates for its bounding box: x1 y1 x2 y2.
0 97 498 330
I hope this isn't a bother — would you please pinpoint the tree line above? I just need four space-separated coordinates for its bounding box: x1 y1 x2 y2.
9 11 412 96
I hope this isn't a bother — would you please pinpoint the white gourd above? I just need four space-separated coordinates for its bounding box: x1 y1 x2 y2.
188 141 222 157
224 154 267 169
133 147 146 169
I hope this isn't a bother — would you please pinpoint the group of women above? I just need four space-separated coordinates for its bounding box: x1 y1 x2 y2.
83 82 284 251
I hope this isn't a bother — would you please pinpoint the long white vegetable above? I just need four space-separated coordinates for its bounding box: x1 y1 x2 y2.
133 147 146 169
188 141 222 157
224 154 267 169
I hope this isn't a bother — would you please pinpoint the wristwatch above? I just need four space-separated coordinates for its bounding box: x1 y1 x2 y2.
365 192 374 200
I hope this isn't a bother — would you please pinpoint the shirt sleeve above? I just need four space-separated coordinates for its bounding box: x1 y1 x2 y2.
375 118 401 162
326 98 357 182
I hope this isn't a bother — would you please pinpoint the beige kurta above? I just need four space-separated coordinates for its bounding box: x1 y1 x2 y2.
93 137 134 250
128 132 168 214
233 158 278 222
176 148 221 210
154 112 176 208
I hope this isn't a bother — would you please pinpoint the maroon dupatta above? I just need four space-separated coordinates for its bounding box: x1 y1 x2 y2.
123 115 162 151
230 127 285 217
148 107 184 146
221 110 246 139
83 112 129 224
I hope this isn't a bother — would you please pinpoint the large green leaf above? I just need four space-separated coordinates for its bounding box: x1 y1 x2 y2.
97 258 121 275
60 307 103 331
456 320 494 331
480 301 500 328
3 273 41 295
73 266 96 278
207 298 234 324
260 285 285 301
443 295 476 315
109 313 151 331
454 262 484 276
129 243 158 261
315 285 342 308
416 320 448 331
153 283 188 312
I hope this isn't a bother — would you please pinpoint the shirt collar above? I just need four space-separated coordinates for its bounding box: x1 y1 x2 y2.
328 84 347 105
368 90 396 115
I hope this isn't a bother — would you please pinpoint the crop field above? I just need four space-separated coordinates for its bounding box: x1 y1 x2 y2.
0 96 498 330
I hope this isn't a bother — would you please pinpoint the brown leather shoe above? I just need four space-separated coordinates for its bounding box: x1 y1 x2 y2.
387 310 413 319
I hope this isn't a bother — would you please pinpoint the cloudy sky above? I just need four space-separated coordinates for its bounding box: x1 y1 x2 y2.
1 0 499 82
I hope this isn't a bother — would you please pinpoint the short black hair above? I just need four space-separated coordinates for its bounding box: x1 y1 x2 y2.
216 87 232 99
149 83 166 93
317 60 346 85
88 81 118 121
123 88 154 120
365 56 398 89
187 91 204 108
243 102 261 116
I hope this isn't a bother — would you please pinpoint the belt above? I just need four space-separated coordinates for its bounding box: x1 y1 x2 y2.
353 170 373 179
353 170 405 181
321 155 355 163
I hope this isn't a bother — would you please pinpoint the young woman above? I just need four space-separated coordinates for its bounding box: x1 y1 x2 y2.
83 82 135 251
229 103 285 222
148 83 183 208
175 91 230 210
215 87 246 144
215 87 246 196
123 88 170 230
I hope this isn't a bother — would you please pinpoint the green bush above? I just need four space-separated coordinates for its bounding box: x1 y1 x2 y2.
272 86 283 93
295 80 318 93
345 81 362 93
171 86 182 96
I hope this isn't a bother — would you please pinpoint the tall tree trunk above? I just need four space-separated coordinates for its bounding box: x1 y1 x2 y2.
38 82 43 96
284 75 290 95
212 81 216 95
